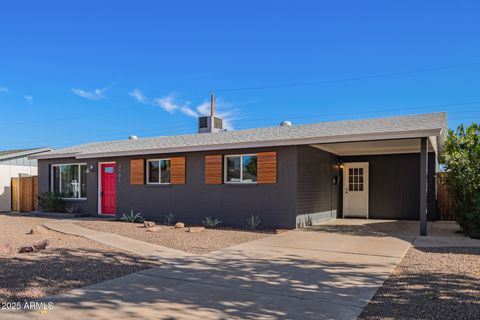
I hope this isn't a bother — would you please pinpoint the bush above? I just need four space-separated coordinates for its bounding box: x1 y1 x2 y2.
439 123 480 237
37 192 65 212
245 215 261 230
120 210 144 223
202 216 222 228
163 213 175 226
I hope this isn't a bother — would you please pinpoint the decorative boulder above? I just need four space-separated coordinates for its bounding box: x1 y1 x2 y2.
18 239 49 254
187 227 205 233
27 225 49 235
144 221 156 228
174 222 185 229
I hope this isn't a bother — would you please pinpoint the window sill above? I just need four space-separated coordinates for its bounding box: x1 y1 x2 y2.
224 183 258 187
62 198 87 202
145 184 172 188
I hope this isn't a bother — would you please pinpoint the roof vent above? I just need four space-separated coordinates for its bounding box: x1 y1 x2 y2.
128 135 138 140
280 121 292 127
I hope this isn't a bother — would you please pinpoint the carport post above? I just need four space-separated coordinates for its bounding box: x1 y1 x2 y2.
419 137 428 236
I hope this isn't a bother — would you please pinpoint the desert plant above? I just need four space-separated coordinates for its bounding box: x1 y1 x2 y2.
245 215 261 230
37 192 65 212
163 212 175 226
202 216 222 228
65 206 79 214
120 210 144 223
305 215 313 227
439 123 480 237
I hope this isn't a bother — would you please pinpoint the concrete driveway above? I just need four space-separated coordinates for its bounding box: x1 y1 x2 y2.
11 220 418 320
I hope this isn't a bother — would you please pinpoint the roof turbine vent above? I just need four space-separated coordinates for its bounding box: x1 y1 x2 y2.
128 135 138 140
280 120 292 127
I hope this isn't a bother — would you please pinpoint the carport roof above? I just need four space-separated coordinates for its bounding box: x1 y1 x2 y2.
31 112 446 159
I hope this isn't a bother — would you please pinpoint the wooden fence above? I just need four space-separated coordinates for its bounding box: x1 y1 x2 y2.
436 172 456 221
11 175 38 212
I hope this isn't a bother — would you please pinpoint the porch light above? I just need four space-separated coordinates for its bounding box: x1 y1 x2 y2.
85 165 94 173
337 161 344 169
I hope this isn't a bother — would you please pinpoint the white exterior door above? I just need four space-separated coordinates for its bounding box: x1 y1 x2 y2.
343 162 369 218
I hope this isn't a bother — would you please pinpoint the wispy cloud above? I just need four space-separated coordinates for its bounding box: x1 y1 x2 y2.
72 86 108 100
129 89 149 104
180 106 199 117
129 89 240 130
0 87 9 93
154 95 180 113
24 95 33 104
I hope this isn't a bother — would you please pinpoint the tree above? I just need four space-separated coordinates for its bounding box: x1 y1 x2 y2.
439 123 480 238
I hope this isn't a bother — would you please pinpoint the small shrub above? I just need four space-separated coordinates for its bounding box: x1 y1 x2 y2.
305 215 313 227
245 215 261 230
164 212 175 226
202 216 222 228
120 210 144 223
65 206 79 214
37 192 65 212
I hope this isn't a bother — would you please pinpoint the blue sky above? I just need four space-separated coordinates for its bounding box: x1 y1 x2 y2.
1 1 479 149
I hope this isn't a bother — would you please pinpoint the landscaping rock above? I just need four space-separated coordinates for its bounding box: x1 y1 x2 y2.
146 226 162 232
174 222 185 228
27 225 49 235
18 239 49 253
187 227 205 233
143 221 156 228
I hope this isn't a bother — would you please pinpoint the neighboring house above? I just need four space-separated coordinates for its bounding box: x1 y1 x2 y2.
0 148 52 212
30 107 446 233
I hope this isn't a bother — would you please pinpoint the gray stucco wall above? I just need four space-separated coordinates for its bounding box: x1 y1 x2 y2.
295 146 340 226
38 146 298 228
339 152 437 220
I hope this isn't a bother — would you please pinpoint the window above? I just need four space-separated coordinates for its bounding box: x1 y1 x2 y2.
348 168 364 192
225 154 257 183
147 159 171 184
51 164 87 199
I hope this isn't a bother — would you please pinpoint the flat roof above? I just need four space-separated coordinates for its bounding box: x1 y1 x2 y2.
31 112 446 160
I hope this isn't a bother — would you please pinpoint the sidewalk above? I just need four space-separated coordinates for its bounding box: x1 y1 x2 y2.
43 220 191 259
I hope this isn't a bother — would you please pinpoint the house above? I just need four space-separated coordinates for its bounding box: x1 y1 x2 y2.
30 102 446 234
0 148 52 212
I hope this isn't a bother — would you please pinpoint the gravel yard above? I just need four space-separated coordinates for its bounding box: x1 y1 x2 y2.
360 246 480 320
75 220 272 254
0 214 160 302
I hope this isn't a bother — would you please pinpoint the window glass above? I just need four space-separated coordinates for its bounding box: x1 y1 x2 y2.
242 155 257 182
53 165 60 193
160 160 171 183
52 164 86 198
148 161 160 183
226 156 241 182
80 165 87 198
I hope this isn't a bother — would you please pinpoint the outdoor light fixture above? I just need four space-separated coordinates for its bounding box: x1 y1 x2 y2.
337 161 344 169
85 165 95 173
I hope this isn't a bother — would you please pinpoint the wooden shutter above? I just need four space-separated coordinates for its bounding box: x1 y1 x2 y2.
258 152 277 184
205 155 222 184
171 157 186 184
130 159 144 185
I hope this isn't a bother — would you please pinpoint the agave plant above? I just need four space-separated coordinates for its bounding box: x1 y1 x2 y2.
120 210 144 223
202 216 222 228
245 215 261 230
163 212 176 226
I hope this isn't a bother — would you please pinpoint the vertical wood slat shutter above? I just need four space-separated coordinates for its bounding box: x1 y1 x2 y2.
205 155 222 184
170 157 186 184
130 159 144 185
258 152 277 184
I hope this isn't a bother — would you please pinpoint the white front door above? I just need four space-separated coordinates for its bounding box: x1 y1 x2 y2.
343 162 369 218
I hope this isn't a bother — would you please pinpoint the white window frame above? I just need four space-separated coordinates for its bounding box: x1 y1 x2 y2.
51 163 87 200
224 154 258 184
146 159 171 185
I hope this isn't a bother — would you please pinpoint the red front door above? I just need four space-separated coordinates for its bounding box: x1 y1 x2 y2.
101 163 116 215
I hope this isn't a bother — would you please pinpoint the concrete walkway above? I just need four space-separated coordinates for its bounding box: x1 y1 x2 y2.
9 219 427 320
42 220 191 258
